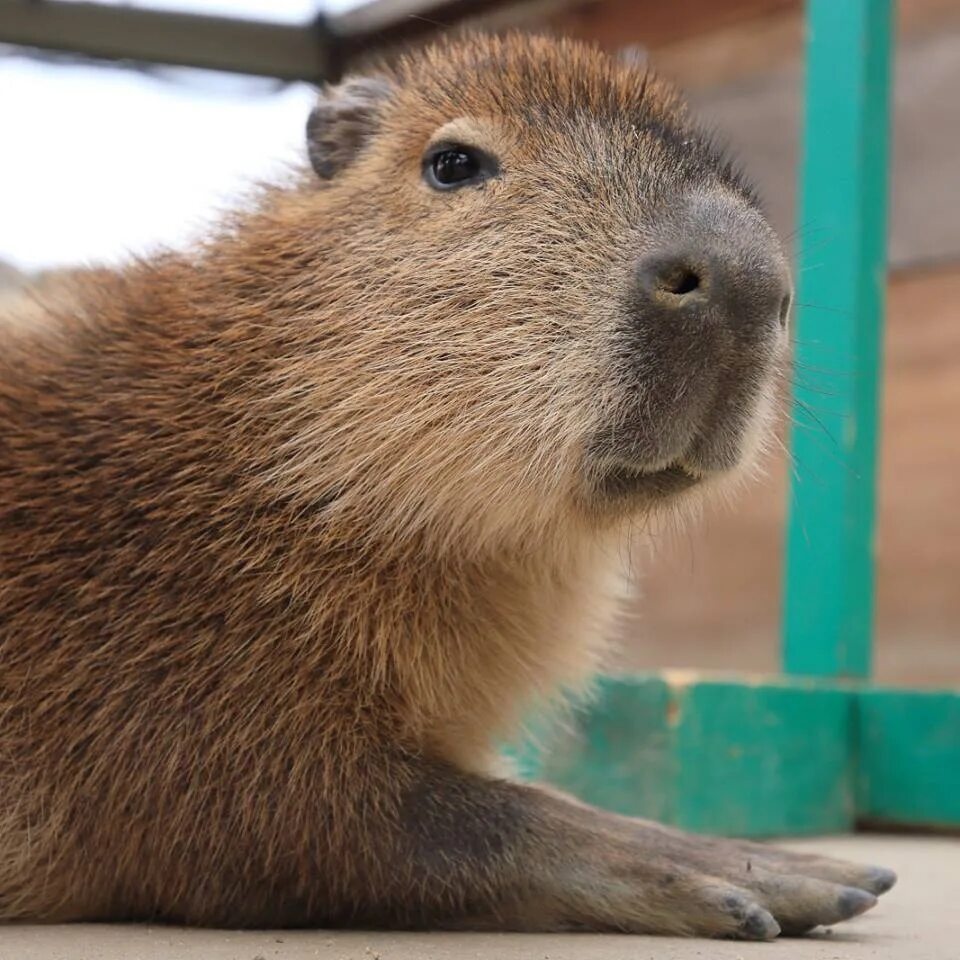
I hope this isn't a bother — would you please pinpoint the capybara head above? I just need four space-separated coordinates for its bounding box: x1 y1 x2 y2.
255 33 790 549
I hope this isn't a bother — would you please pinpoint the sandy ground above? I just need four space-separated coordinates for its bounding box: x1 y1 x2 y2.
1 835 956 960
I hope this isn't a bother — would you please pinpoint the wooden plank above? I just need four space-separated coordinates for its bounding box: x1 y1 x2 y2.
858 688 960 829
782 0 895 678
331 0 555 65
545 0 800 53
512 674 856 837
0 0 525 82
510 675 677 824
672 679 854 836
513 676 960 835
0 0 332 82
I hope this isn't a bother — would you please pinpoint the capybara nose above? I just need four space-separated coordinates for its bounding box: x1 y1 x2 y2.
631 194 792 338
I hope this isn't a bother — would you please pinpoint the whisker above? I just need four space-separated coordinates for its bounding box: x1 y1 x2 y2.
785 379 843 400
794 301 854 317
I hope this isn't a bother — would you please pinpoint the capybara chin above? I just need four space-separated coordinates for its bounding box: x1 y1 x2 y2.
0 31 894 937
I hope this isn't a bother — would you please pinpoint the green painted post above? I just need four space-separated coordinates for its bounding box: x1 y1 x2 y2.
783 0 895 678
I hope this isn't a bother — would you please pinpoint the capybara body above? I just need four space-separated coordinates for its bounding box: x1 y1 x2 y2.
0 33 894 936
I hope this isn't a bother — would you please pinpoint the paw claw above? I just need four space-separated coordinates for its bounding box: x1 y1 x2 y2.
837 887 877 920
741 906 780 941
865 866 897 895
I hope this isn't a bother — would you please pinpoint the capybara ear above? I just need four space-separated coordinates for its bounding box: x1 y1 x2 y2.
306 76 394 180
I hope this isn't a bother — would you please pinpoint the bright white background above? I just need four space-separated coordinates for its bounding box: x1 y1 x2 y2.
0 0 363 272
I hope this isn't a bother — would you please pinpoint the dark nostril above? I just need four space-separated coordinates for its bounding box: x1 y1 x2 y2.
778 291 792 329
636 251 707 307
662 266 701 296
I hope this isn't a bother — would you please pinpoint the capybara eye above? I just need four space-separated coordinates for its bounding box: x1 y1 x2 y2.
423 144 495 190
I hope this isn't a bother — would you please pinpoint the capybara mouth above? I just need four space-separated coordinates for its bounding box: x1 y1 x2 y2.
598 461 703 500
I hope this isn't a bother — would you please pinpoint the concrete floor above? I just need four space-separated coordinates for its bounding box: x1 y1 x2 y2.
1 835 956 960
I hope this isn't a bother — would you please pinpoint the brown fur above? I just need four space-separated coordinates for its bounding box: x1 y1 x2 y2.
0 33 892 936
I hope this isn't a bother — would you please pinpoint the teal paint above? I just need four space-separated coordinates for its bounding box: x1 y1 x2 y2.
508 677 676 825
673 680 854 836
783 0 895 677
514 675 856 838
513 675 960 835
857 689 960 828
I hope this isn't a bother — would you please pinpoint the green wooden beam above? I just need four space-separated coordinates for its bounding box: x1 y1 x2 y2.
857 688 960 829
782 0 895 677
512 674 960 837
511 674 856 838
